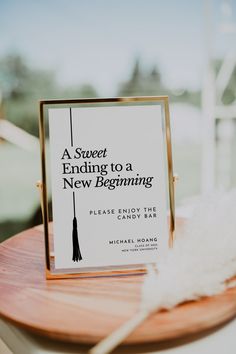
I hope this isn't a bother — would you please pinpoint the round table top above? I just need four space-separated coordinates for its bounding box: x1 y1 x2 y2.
0 222 236 345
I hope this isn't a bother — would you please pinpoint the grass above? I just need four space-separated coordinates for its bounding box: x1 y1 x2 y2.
0 142 41 240
173 143 201 202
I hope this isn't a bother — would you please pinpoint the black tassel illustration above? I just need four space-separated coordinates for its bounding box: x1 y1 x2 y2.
72 191 82 262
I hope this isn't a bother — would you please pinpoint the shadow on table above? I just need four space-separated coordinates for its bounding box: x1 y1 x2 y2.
24 317 234 354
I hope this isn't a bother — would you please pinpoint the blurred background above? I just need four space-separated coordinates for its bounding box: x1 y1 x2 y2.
0 0 236 241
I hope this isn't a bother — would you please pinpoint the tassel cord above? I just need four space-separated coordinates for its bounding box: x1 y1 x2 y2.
72 191 82 261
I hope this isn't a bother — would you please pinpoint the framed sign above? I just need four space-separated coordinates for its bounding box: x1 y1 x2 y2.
39 96 175 279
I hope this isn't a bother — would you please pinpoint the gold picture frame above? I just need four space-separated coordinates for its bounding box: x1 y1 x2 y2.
38 96 176 279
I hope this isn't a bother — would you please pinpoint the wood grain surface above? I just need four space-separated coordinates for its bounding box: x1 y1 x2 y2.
0 222 236 344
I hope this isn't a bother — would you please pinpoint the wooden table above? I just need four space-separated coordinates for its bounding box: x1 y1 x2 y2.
0 222 236 353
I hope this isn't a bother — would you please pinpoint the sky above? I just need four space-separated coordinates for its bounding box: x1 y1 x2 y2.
0 0 235 95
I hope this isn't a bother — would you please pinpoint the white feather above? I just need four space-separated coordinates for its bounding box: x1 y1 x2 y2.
142 190 236 313
90 190 236 354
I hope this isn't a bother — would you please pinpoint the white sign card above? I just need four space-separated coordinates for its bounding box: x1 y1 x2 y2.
39 98 174 278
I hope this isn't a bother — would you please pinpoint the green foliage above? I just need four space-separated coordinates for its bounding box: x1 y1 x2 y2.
60 84 98 99
118 58 165 97
0 54 98 136
118 58 201 106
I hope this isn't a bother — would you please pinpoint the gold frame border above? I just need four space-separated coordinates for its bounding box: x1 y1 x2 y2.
39 96 175 279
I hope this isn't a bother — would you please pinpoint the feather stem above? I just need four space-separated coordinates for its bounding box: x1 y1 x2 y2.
89 309 150 354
